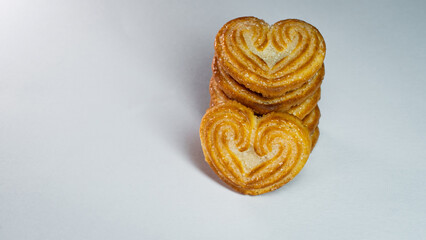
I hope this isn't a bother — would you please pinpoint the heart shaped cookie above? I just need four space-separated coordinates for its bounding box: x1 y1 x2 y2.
200 101 311 195
215 17 326 97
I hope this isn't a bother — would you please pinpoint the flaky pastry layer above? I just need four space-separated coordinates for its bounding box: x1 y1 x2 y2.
210 74 321 119
311 127 320 151
213 56 324 114
302 105 320 135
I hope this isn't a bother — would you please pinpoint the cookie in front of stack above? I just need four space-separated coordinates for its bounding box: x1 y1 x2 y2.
200 17 326 195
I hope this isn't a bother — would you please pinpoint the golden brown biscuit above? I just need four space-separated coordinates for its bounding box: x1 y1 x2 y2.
209 77 229 107
200 101 311 195
287 88 321 119
207 82 321 150
210 76 321 135
210 75 321 120
213 56 324 114
310 127 320 151
215 17 326 97
302 105 321 134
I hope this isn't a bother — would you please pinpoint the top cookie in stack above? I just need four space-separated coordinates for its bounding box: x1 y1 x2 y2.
211 17 326 116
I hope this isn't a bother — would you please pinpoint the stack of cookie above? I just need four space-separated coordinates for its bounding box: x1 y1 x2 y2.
199 17 326 195
209 17 326 149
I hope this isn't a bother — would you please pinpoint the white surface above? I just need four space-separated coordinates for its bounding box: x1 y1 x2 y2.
1 0 426 239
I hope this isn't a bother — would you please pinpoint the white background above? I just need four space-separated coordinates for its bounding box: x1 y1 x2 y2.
1 0 426 239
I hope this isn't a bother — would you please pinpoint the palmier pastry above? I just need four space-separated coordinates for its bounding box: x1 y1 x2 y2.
287 88 321 119
215 17 326 97
209 76 321 120
301 105 320 134
209 77 229 107
311 127 320 150
200 101 311 195
213 56 324 114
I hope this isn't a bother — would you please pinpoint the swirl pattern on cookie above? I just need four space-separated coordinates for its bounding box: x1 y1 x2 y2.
215 17 326 97
213 57 324 114
200 101 311 195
